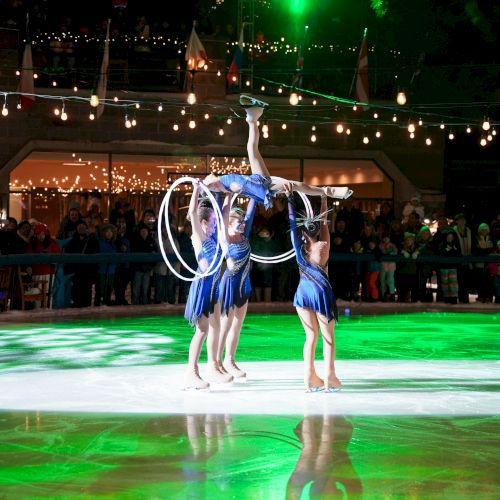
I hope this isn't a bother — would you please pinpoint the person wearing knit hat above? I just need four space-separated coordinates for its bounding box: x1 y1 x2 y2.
28 222 61 307
474 222 494 302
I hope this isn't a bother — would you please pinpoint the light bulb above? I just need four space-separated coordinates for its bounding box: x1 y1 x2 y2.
373 112 378 119
310 134 317 143
52 80 57 87
346 128 351 135
425 138 432 146
217 70 221 77
375 130 381 138
1 106 8 117
245 80 251 86
282 123 287 130
187 92 196 105
363 136 369 144
90 94 99 107
204 113 209 120
54 107 60 116
262 124 268 134
392 114 397 122
219 128 224 136
352 104 357 111
336 124 344 134
480 138 487 146
410 132 415 139
312 100 317 106
492 129 497 136
448 132 455 140
73 86 78 92
135 103 140 109
189 119 196 129
113 96 119 102
89 112 95 120
418 119 423 126
260 85 265 91
466 126 471 133
482 119 490 131
263 131 269 139
408 123 416 133
125 118 132 128
15 70 20 76
131 118 137 127
440 123 445 130
173 123 179 131
61 111 68 121
311 125 316 131
487 134 493 141
158 104 163 111
396 90 406 105
289 92 299 106
181 108 186 116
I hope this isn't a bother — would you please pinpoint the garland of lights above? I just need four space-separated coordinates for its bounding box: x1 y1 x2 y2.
2 84 497 149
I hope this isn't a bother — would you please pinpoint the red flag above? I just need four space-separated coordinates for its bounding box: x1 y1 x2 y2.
95 20 110 120
354 35 369 106
227 25 244 88
185 24 206 71
17 40 35 111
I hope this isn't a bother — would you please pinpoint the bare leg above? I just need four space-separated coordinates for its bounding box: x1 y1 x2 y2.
318 314 342 391
296 306 324 390
271 177 351 199
206 303 233 384
185 315 210 390
246 107 270 177
223 302 249 378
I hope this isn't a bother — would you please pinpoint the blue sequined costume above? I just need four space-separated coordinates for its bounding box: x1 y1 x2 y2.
184 237 222 326
288 196 338 323
219 173 276 209
219 199 257 315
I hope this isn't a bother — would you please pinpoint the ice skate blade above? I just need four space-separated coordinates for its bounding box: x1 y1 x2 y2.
183 385 210 392
305 386 325 393
239 94 270 109
324 386 341 393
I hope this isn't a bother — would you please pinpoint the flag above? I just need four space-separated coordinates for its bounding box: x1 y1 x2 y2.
17 15 35 111
227 25 244 88
353 29 369 106
185 23 206 71
292 26 308 89
96 19 110 120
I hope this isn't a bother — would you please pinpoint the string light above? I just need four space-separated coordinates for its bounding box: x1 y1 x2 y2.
363 136 369 144
352 104 358 111
482 118 490 131
53 106 60 116
189 119 196 129
281 123 287 130
408 123 416 133
113 96 119 102
487 134 493 142
312 99 317 105
187 92 196 105
173 123 179 131
396 90 407 105
1 94 8 117
89 112 95 120
289 92 299 106
135 103 140 109
262 124 269 134
410 132 415 139
392 114 397 122
60 101 67 121
373 112 378 119
480 137 487 147
448 132 455 140
218 127 224 136
336 123 344 134
425 137 432 146
204 113 210 120
278 87 283 94
375 130 381 138
466 125 471 133
131 118 137 127
418 118 423 126
226 117 232 125
180 108 186 116
158 104 163 111
439 123 445 130
346 128 351 135
310 133 317 142
124 115 132 128
90 94 99 107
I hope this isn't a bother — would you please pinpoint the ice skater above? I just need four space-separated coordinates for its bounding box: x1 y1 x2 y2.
216 194 257 379
183 181 233 390
284 186 342 392
202 95 353 208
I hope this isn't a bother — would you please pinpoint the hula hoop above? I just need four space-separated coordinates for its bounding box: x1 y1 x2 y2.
249 191 314 264
158 176 226 282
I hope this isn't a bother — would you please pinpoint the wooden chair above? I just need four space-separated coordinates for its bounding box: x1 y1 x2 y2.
0 266 12 311
17 265 50 310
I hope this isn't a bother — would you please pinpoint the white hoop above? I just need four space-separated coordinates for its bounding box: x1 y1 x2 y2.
158 177 226 282
250 191 313 263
